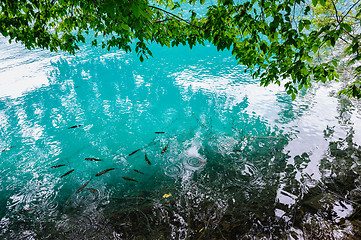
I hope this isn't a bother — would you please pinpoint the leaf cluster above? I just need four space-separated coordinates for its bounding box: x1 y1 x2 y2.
1 0 361 98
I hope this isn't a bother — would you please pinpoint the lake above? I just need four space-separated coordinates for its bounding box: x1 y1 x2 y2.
0 36 361 239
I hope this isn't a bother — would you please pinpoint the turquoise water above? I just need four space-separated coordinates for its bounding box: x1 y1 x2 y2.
1 36 361 239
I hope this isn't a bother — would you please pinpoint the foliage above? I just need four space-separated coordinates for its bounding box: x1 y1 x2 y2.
0 0 361 98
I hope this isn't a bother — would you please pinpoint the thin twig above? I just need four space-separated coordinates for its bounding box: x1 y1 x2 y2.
330 0 340 24
341 0 361 23
149 6 201 28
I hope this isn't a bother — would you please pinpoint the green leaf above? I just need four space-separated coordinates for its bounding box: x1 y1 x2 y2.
312 0 318 6
342 23 352 33
291 93 296 101
298 22 304 32
132 3 140 18
120 23 130 31
319 0 326 6
312 45 318 54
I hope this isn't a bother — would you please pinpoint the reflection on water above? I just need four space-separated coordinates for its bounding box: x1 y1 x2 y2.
0 36 361 239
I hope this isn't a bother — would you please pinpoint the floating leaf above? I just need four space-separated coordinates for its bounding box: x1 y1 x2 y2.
162 193 172 198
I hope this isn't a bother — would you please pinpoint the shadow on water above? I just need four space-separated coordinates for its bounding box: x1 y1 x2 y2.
1 43 361 239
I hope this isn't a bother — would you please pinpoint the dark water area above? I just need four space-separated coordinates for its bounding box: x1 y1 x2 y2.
0 35 361 239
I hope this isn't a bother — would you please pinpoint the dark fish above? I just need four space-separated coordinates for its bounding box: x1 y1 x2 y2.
1 146 15 152
61 169 75 178
95 168 115 177
232 149 242 152
122 176 138 182
161 142 169 154
68 125 82 129
155 132 165 134
76 179 91 193
145 153 151 165
51 164 66 168
15 206 36 215
134 169 144 174
86 188 99 193
85 158 102 161
129 148 141 156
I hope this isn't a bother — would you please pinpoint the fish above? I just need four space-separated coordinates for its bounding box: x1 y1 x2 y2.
95 168 115 177
85 158 102 161
86 188 99 194
161 142 169 154
51 164 66 168
122 176 138 182
1 146 15 152
15 206 36 215
129 148 141 156
155 132 165 134
61 169 75 178
76 179 91 193
68 125 82 129
134 169 144 174
145 153 151 165
232 149 242 152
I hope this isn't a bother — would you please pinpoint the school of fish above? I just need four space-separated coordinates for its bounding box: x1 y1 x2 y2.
47 129 172 200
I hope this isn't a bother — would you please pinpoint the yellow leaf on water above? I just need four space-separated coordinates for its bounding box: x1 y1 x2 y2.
162 193 172 198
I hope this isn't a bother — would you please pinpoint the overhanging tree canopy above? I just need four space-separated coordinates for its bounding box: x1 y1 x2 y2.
1 0 360 98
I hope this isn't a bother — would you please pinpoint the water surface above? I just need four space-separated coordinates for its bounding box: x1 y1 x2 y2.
0 36 361 239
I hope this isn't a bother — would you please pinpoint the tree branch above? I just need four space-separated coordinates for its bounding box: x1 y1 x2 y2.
341 0 361 23
148 6 201 28
330 0 340 24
